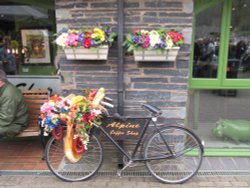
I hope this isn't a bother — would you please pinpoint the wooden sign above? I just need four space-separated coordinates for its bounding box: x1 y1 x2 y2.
102 117 149 140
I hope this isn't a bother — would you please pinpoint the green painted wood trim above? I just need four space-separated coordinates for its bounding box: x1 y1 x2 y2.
187 148 250 157
217 1 231 86
193 91 200 130
189 0 224 88
204 148 250 157
188 1 196 82
189 79 250 89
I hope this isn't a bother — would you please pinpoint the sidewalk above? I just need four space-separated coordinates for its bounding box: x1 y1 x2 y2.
1 138 250 187
1 174 250 188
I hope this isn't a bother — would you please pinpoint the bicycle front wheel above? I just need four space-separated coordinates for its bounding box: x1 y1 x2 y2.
45 133 103 182
144 126 203 184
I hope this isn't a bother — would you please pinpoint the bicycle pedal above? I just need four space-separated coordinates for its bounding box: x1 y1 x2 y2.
117 169 122 177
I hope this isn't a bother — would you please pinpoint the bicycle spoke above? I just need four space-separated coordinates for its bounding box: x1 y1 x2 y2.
46 134 103 182
144 126 203 184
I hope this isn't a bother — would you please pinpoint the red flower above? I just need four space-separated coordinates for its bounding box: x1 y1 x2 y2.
49 95 62 102
168 31 184 44
88 90 97 101
133 29 140 34
85 32 94 38
84 38 92 48
82 112 96 124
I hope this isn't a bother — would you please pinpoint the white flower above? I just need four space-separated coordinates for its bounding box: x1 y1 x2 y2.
91 108 102 116
165 35 174 50
149 30 160 47
55 33 69 47
83 133 90 150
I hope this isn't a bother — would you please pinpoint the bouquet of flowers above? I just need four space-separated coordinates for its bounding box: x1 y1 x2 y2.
40 88 106 157
123 29 184 52
55 26 117 48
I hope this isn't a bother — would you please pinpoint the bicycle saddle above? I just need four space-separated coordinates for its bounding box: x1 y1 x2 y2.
142 104 162 116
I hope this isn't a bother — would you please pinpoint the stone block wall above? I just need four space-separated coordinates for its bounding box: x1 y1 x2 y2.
55 0 193 124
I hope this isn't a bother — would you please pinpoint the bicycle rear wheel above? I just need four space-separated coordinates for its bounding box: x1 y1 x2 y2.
45 133 103 182
144 126 203 184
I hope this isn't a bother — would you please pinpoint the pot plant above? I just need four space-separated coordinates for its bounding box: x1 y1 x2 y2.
123 29 184 62
55 26 117 60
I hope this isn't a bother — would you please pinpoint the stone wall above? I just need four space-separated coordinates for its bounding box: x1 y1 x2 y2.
55 0 193 124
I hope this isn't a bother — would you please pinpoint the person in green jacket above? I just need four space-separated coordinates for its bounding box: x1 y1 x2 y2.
0 69 28 139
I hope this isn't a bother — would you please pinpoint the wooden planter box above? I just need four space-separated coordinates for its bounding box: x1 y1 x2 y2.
133 47 180 62
64 46 109 60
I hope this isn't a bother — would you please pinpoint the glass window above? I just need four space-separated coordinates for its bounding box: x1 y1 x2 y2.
190 0 250 89
0 0 56 75
188 89 250 149
227 0 250 79
192 3 223 79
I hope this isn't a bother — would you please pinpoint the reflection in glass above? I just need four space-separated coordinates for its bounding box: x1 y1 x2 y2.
0 2 55 75
227 0 250 79
193 3 222 78
188 89 250 149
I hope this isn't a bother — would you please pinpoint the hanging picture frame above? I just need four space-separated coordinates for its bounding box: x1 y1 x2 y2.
21 29 50 64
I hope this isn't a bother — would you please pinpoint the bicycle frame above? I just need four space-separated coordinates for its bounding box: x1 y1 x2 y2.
92 115 175 162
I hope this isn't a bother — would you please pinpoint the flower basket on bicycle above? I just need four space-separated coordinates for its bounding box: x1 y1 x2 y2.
40 88 108 163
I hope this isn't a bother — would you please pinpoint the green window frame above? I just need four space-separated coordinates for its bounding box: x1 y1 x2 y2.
189 0 250 89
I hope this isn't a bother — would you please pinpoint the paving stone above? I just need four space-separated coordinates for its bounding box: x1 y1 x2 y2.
231 181 249 187
214 181 232 187
198 181 216 187
1 175 250 188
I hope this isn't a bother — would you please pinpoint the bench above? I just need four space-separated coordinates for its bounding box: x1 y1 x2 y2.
16 90 50 148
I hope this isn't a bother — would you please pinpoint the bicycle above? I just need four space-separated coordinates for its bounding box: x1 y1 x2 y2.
45 98 204 184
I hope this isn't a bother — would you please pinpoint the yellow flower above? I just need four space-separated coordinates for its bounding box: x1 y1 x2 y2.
165 35 173 50
94 28 105 42
141 29 149 35
71 96 86 105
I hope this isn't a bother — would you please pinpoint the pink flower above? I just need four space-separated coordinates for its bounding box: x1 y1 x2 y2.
65 33 79 47
142 36 150 48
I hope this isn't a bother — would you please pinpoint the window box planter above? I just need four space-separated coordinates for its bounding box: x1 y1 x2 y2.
133 47 180 62
64 46 109 60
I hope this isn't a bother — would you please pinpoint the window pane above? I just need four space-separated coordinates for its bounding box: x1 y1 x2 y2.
227 0 250 79
0 1 56 75
188 89 250 149
193 3 223 78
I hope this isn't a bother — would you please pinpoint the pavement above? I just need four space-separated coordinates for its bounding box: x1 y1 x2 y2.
1 139 250 188
1 174 250 188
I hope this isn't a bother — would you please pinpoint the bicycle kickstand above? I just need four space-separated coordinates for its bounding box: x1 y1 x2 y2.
117 160 133 177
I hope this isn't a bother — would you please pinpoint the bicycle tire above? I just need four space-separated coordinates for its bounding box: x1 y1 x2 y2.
45 132 103 182
144 125 203 184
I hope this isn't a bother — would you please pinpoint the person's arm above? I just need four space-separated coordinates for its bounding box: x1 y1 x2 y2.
0 95 17 127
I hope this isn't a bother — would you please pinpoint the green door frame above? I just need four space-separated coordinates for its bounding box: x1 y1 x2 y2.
189 0 250 157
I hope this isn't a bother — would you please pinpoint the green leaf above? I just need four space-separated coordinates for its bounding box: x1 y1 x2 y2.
128 45 135 52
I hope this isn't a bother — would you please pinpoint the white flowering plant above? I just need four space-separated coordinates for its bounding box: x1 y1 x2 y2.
123 29 184 52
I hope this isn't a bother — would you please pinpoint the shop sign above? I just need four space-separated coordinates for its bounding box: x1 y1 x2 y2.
102 117 149 140
7 75 61 94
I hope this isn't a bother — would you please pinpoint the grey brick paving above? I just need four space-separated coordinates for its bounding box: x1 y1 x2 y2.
1 175 250 188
